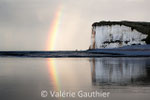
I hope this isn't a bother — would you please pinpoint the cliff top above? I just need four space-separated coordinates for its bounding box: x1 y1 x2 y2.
92 21 150 43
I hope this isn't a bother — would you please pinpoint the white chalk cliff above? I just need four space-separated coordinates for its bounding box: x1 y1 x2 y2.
90 21 149 49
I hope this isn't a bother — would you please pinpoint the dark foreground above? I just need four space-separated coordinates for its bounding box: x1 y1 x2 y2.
0 51 112 58
0 49 150 57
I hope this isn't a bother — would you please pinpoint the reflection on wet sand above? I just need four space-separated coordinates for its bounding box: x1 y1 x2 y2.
90 58 150 85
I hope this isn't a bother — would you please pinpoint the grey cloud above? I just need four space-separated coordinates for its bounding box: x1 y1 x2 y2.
0 0 149 50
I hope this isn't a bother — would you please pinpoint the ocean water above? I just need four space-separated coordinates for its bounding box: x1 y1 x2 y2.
0 57 150 100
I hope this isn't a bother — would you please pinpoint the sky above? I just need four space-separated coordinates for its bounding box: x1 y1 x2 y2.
0 0 150 51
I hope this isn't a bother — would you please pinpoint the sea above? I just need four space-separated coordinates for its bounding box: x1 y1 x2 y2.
0 57 150 100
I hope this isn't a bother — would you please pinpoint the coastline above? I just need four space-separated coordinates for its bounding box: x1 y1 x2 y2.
0 50 150 58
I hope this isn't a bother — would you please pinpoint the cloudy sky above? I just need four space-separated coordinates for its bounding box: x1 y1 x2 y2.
0 0 149 51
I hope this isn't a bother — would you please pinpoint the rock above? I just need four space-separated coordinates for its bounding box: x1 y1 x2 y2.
90 21 150 49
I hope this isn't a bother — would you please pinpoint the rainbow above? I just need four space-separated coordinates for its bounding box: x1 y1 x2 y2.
47 6 63 51
47 58 60 91
46 6 63 91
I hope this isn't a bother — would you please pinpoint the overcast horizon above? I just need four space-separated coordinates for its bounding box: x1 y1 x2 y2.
0 0 150 51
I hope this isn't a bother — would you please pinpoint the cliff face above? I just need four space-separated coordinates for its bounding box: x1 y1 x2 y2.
90 21 150 49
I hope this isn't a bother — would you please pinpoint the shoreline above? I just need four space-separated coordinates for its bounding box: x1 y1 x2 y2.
0 50 150 58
